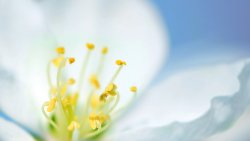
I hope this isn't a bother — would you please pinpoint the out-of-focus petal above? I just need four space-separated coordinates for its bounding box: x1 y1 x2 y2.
0 67 41 134
204 108 250 141
105 60 250 141
0 117 35 141
0 0 55 109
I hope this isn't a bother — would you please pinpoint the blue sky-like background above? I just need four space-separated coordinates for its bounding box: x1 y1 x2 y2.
151 0 250 79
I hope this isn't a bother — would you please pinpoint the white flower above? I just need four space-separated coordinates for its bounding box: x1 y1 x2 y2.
0 0 168 140
1 0 250 141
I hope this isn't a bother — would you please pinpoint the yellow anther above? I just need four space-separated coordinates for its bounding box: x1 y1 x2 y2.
68 78 76 85
89 75 100 89
116 60 126 66
67 121 80 131
99 93 108 102
52 57 65 68
50 87 57 95
60 84 67 96
47 98 57 112
86 43 95 50
130 86 137 93
98 113 110 123
105 83 118 96
89 113 109 130
73 116 78 121
89 113 98 130
68 57 75 64
62 97 71 108
56 47 65 54
102 47 108 54
91 94 102 109
70 93 79 106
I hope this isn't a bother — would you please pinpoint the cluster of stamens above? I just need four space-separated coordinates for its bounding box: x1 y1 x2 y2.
42 43 137 141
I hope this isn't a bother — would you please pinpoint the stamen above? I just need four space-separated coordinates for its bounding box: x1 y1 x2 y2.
96 47 109 76
130 86 137 93
86 43 95 50
60 84 67 96
99 92 108 102
72 128 79 141
89 74 100 89
70 93 79 106
56 47 65 54
88 113 109 130
52 57 65 68
89 113 98 130
107 92 120 114
101 47 108 55
116 60 126 66
105 83 118 96
83 123 110 139
68 78 76 85
56 59 66 98
77 43 95 93
109 60 126 84
50 87 57 96
68 121 80 131
68 57 75 64
55 58 68 124
112 86 137 115
42 102 59 129
47 98 57 112
62 96 71 108
91 94 102 109
47 62 53 88
43 44 136 140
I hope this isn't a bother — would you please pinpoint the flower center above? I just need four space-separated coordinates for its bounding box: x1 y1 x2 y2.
42 44 137 141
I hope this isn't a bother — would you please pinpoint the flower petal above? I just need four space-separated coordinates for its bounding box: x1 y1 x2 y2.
0 67 41 134
0 117 35 141
106 60 250 141
0 0 56 103
204 108 250 141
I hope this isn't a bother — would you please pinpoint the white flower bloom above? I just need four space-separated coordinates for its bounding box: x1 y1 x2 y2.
0 0 168 140
1 0 250 141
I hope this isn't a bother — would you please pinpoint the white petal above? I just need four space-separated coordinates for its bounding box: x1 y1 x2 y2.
204 108 250 141
0 117 35 141
0 0 55 109
106 60 250 141
0 0 58 130
1 0 52 124
0 67 41 134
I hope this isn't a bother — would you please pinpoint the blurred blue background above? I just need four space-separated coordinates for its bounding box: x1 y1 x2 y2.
151 0 250 79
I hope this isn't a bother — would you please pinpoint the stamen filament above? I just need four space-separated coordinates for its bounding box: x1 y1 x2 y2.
80 89 95 126
108 93 120 114
82 123 110 139
109 65 123 84
96 49 107 76
72 129 79 141
42 103 59 129
78 50 93 93
112 92 136 116
56 58 68 125
47 62 53 88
